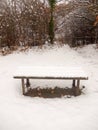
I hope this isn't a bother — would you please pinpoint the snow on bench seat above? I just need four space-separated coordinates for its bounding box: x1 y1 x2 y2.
14 66 88 79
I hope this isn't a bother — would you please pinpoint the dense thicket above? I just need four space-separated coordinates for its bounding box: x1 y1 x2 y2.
55 0 98 46
0 0 49 48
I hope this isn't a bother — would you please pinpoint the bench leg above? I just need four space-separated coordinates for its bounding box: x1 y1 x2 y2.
76 80 81 96
72 79 76 87
72 79 76 96
72 79 81 96
26 78 30 92
22 78 25 95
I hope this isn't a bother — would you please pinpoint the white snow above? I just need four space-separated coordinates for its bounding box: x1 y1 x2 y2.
0 44 98 130
14 66 88 78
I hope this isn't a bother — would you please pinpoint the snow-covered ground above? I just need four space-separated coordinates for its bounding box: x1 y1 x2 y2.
0 44 98 130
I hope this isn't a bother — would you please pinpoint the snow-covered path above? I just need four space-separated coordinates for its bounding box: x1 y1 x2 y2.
0 45 98 130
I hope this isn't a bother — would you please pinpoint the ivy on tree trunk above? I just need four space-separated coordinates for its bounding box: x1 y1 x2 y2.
48 0 56 44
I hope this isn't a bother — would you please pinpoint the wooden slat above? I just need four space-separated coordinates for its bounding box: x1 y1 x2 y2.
14 76 88 80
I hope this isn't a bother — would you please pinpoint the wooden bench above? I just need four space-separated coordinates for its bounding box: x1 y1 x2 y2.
13 66 88 96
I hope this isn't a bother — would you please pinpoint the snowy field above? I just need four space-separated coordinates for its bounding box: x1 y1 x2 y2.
0 44 98 130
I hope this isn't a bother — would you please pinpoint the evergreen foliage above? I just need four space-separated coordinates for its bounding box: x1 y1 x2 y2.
48 0 56 44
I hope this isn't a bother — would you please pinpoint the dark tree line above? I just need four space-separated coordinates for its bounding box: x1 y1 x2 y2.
0 0 98 50
55 0 98 46
0 0 50 49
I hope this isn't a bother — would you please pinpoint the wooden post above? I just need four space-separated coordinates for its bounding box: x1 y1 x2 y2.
21 78 25 95
75 79 80 96
77 79 80 89
72 79 76 87
26 78 30 87
72 79 81 96
72 79 76 96
26 78 30 92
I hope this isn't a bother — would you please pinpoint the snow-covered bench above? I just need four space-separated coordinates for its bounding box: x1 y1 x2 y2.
14 66 88 96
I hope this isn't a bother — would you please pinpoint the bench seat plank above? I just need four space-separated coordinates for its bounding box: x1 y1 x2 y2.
14 76 88 80
13 66 88 80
